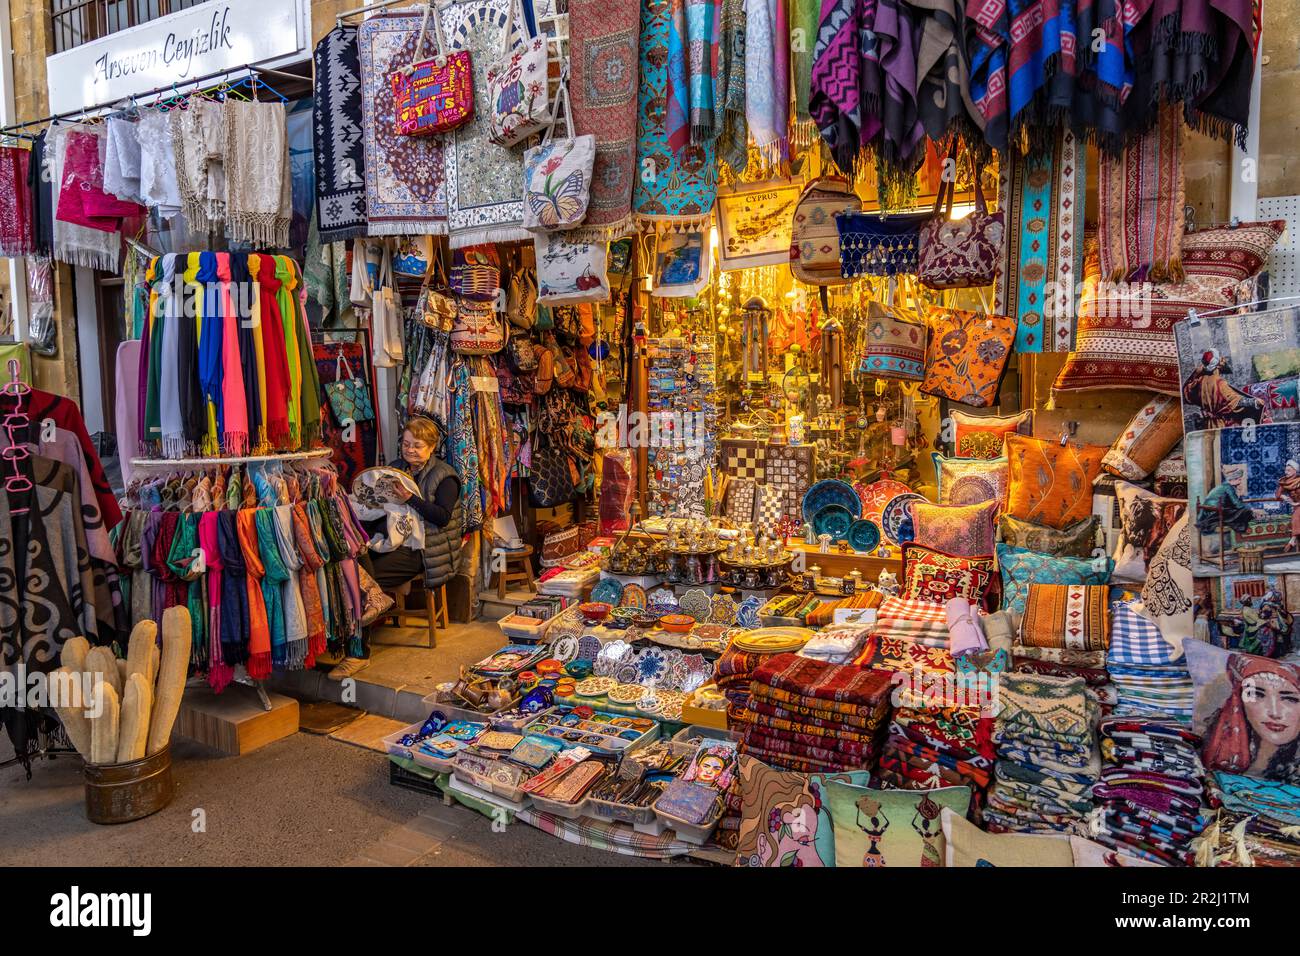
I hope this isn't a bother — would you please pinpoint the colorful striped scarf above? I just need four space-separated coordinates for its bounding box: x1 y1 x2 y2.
667 0 723 151
810 0 881 174
237 508 273 680
1098 106 1185 282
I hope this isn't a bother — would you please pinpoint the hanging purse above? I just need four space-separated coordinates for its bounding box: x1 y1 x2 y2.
417 244 458 331
506 263 537 328
534 231 609 305
856 300 926 380
523 83 595 233
917 156 1004 289
507 327 539 371
451 299 505 355
451 245 501 302
920 306 1016 406
370 245 405 368
487 0 552 148
389 2 475 137
836 209 929 278
530 437 576 507
323 350 376 425
790 176 861 286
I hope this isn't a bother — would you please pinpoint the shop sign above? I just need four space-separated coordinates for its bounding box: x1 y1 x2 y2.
46 0 305 115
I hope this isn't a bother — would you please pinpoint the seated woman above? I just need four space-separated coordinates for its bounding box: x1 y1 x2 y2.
330 416 464 679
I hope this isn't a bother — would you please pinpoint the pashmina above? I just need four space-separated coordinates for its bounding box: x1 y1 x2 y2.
439 0 529 247
103 115 143 204
870 0 923 174
156 255 186 457
230 254 265 449
912 0 982 141
216 254 249 455
744 0 781 155
198 512 234 692
634 0 718 225
0 146 34 258
171 99 227 233
771 0 791 155
216 510 250 666
251 255 293 449
313 25 368 244
810 0 881 176
995 131 1086 353
1097 107 1185 283
666 0 723 149
177 255 207 450
790 0 820 133
49 124 122 270
237 508 273 679
714 0 748 172
27 132 53 256
562 0 641 240
358 11 448 234
55 128 142 232
292 502 329 661
224 100 291 248
195 253 224 451
256 507 292 669
165 514 206 664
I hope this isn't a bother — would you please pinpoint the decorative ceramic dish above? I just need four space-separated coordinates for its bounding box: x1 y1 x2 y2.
812 503 854 542
590 578 625 606
847 519 882 553
801 478 863 525
658 613 695 633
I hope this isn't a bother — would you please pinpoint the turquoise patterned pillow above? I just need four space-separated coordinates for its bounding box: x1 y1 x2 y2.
996 544 1113 615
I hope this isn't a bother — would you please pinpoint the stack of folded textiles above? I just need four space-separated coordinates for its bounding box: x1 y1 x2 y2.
1194 772 1300 867
798 624 870 664
1013 584 1116 715
1105 602 1194 723
987 673 1100 834
737 653 892 773
714 644 781 722
1091 716 1207 866
871 596 951 648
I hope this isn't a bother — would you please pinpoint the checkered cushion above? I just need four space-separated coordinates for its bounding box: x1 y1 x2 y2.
1108 601 1180 666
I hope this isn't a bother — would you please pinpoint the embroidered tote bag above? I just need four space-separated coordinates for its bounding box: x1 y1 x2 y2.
920 306 1016 407
324 350 376 424
523 84 595 233
856 301 926 380
535 231 609 304
837 210 929 278
487 0 552 147
389 2 475 137
918 164 1004 289
790 177 861 286
451 299 506 355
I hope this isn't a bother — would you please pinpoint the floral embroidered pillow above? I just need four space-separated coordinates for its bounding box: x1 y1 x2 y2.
1005 434 1107 529
910 499 998 557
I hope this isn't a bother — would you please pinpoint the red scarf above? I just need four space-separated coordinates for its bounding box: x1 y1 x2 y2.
252 255 292 449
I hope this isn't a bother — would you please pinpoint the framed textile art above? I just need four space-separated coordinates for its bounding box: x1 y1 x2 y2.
1185 640 1300 784
1109 481 1188 584
901 542 998 608
1174 303 1300 435
1102 395 1183 481
1053 222 1284 396
933 453 1008 508
1191 567 1298 659
996 543 1113 616
823 782 972 867
952 409 1031 460
856 302 926 380
1185 423 1300 577
920 307 1016 408
715 178 804 271
1004 434 1107 529
734 755 874 867
909 499 998 557
998 514 1099 559
1019 583 1111 651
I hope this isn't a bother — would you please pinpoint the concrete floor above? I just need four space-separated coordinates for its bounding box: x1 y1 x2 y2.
0 613 679 867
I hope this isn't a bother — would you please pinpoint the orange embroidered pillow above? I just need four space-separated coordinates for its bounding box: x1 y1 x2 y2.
953 409 1032 460
1005 434 1107 529
1020 583 1110 651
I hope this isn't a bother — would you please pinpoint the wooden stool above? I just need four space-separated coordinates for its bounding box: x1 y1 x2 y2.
493 545 537 599
376 580 449 649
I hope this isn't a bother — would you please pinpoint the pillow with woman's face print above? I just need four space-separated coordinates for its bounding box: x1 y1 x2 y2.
1187 640 1300 784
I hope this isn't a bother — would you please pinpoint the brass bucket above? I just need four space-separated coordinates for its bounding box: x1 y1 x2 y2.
83 745 175 825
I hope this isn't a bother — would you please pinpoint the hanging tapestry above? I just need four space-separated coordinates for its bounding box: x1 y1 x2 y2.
715 179 803 271
567 0 641 240
995 130 1086 353
1097 107 1185 283
633 0 718 227
313 25 368 244
439 0 531 248
358 12 448 234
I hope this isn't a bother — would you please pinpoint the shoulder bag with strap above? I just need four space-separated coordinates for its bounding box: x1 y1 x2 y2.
389 2 475 137
487 0 552 148
523 81 595 233
371 245 405 368
917 148 1005 289
324 349 376 425
790 176 861 287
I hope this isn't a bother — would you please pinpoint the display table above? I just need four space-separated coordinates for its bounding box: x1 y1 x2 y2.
783 541 902 581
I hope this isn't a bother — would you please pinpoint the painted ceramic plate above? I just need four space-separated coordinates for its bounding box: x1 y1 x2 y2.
812 504 855 542
590 578 625 606
709 592 738 625
732 626 816 653
607 683 645 704
634 648 669 683
858 479 915 526
620 584 648 609
614 662 640 685
595 640 632 678
576 634 602 662
637 697 665 716
678 588 712 621
847 519 882 553
880 492 926 545
801 479 863 525
736 595 763 630
551 635 579 664
647 587 679 612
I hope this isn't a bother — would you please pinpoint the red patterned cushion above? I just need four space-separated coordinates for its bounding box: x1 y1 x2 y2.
902 542 999 608
1054 221 1284 396
911 498 998 556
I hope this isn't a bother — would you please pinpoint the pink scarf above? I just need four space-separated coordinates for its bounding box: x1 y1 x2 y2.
217 253 250 455
199 512 234 693
56 130 144 232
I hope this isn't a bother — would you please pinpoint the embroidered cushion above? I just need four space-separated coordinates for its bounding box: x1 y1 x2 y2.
856 302 926 380
998 514 1099 559
1102 395 1183 480
910 499 998 556
1139 512 1194 649
1019 583 1111 651
996 543 1114 616
1110 481 1188 584
952 409 1032 460
1054 222 1284 396
920 307 1016 407
734 755 873 867
933 453 1009 508
941 807 1076 866
1005 434 1107 529
902 543 999 607
823 782 971 867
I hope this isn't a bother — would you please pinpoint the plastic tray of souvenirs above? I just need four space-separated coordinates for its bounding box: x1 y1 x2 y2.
498 613 551 642
517 705 662 759
653 797 724 846
385 702 519 773
450 752 535 805
581 740 701 826
671 725 739 746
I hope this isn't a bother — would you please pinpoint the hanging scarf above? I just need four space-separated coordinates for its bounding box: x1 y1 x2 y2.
771 0 791 157
224 100 292 247
165 513 207 670
255 507 290 669
871 0 924 176
139 257 158 450
179 254 207 451
198 512 234 692
714 0 749 173
1098 106 1185 282
912 0 984 143
157 255 187 457
237 508 273 679
251 255 293 449
171 99 227 233
55 128 143 232
449 359 485 530
137 110 183 217
27 131 53 257
151 511 188 617
667 0 723 150
744 0 780 154
216 254 249 454
292 501 328 662
312 25 369 244
791 0 820 136
196 252 224 453
243 254 271 450
229 254 264 449
0 146 34 259
274 256 304 447
103 115 144 204
290 259 323 447
272 504 310 670
216 510 250 666
810 0 882 175
49 124 122 270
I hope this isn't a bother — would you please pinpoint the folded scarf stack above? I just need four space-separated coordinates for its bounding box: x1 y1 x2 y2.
1013 644 1118 716
870 596 951 648
1194 773 1300 867
736 653 892 773
986 673 1099 834
1091 717 1207 866
1105 602 1194 723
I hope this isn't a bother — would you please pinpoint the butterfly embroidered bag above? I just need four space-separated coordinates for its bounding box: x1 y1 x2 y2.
389 3 475 137
523 84 594 232
487 0 552 147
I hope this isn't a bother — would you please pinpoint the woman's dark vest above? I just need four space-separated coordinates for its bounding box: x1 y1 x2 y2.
416 457 465 588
